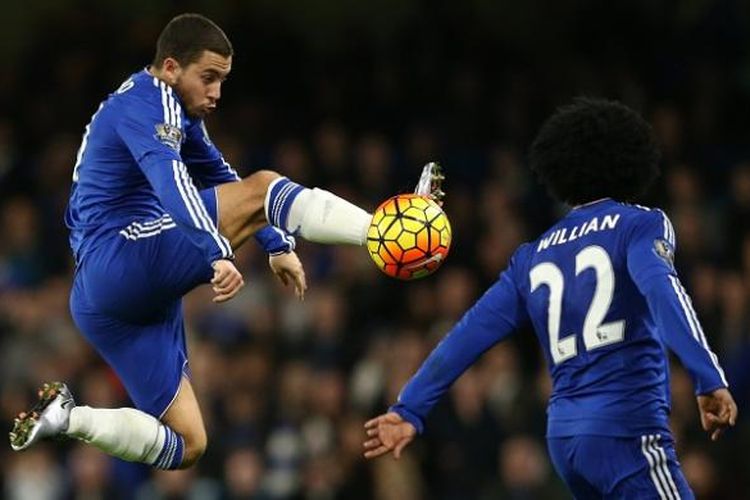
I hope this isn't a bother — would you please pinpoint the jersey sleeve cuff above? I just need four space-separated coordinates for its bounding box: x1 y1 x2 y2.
254 225 296 255
389 404 425 435
694 381 728 396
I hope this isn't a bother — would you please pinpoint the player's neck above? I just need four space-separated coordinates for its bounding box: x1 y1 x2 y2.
148 66 164 81
147 66 175 90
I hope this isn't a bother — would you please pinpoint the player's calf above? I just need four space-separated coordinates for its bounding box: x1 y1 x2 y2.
176 422 207 469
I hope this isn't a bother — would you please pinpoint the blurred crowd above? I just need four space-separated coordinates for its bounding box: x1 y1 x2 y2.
1 1 750 499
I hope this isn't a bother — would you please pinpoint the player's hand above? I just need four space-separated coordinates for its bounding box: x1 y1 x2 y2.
697 387 738 441
363 412 416 460
211 259 244 303
269 251 307 300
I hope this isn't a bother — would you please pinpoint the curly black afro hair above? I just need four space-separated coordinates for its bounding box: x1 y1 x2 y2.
529 97 660 205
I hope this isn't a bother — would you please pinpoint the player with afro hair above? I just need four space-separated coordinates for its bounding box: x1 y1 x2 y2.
529 97 661 205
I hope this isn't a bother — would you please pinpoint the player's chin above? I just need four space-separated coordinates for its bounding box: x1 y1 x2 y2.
188 106 215 119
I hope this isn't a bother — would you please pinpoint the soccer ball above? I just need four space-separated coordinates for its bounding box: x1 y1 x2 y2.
366 194 452 280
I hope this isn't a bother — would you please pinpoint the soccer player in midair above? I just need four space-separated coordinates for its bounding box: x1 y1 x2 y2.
364 98 737 499
9 13 442 470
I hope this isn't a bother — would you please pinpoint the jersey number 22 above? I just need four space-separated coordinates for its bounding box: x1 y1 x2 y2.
530 245 625 365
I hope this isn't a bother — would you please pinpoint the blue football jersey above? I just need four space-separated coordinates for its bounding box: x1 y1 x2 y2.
392 198 727 438
65 69 293 266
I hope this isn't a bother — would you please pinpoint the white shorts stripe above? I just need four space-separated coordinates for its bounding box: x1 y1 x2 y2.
650 435 676 500
652 435 681 499
641 435 669 499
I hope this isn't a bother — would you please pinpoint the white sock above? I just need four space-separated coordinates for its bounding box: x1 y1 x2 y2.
291 188 371 245
66 406 171 465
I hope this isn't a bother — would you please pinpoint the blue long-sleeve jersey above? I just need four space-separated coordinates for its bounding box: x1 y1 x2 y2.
65 69 293 266
392 199 728 438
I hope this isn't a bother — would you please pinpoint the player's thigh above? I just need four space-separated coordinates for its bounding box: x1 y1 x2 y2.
161 376 207 458
611 434 694 500
212 169 280 247
69 290 189 419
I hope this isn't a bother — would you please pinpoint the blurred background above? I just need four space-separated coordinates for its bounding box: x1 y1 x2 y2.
1 1 749 499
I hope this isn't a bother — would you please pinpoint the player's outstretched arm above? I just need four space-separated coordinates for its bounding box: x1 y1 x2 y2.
268 252 307 300
363 412 416 460
697 388 738 441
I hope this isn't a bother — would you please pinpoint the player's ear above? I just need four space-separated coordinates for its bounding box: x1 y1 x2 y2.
162 57 182 85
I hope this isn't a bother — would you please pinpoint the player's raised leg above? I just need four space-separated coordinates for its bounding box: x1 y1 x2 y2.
213 169 370 249
10 379 203 470
214 163 446 249
160 376 207 468
9 280 211 470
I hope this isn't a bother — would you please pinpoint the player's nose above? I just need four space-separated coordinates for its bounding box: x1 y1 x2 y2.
208 83 221 101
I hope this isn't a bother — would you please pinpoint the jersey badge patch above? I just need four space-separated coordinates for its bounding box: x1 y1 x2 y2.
154 123 183 151
653 238 675 266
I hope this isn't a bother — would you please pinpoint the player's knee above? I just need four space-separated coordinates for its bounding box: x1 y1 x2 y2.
243 169 281 196
237 170 283 224
179 428 208 469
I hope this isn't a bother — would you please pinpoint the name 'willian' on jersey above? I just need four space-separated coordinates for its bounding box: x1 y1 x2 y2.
391 198 728 438
65 69 238 266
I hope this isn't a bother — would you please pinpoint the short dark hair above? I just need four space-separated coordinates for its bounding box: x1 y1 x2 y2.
529 97 660 205
153 13 233 67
